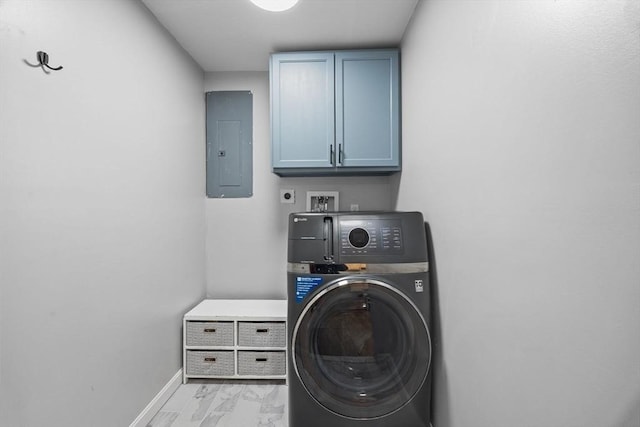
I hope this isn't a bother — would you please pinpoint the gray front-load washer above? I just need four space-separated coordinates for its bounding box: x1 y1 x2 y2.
287 211 432 427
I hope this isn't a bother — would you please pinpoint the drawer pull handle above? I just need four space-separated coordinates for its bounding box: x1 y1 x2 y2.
256 328 269 333
256 357 268 362
204 357 217 362
203 328 217 333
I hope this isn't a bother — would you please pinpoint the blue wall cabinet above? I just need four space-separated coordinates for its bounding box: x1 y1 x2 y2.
270 49 400 176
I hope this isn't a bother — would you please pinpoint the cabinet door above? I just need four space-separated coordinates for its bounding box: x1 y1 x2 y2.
271 52 335 169
335 50 400 168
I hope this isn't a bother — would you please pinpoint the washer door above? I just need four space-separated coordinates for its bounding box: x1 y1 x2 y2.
292 278 431 419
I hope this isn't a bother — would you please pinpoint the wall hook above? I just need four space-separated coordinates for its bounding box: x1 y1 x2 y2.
25 51 63 72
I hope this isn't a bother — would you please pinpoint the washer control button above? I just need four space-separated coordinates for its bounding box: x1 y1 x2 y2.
348 228 370 248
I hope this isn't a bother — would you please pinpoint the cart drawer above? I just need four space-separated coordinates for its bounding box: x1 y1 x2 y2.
186 350 234 376
238 322 286 347
237 351 286 376
186 321 234 346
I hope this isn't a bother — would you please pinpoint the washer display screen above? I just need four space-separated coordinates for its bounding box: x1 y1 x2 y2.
292 279 431 419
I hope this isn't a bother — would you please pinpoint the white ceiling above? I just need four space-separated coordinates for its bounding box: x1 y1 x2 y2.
141 0 420 72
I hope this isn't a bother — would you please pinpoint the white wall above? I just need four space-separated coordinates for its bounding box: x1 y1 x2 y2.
400 1 640 426
203 72 395 298
0 1 205 426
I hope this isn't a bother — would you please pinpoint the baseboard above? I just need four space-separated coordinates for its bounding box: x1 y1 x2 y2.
129 369 183 427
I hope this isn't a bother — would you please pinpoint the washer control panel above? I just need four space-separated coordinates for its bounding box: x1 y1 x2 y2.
339 218 403 256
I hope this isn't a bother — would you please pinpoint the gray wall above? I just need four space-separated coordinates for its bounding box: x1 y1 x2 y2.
203 4 640 426
0 1 205 426
400 1 640 426
1 1 638 426
203 72 395 299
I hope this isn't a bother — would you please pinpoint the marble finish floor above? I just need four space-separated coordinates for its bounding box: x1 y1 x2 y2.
147 380 287 427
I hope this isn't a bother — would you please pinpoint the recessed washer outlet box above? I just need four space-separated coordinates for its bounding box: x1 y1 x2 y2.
306 191 339 212
280 189 295 204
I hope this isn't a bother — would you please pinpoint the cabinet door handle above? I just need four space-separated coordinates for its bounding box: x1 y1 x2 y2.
256 357 268 362
203 328 217 333
256 328 269 333
338 144 343 164
330 145 335 165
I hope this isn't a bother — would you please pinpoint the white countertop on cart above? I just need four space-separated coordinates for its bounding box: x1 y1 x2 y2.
184 299 287 320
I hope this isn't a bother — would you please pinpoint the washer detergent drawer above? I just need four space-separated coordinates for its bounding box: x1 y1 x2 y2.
238 322 286 347
288 214 333 263
186 321 234 346
186 350 235 376
238 351 286 376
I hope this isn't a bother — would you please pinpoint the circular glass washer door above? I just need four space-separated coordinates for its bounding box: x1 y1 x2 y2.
292 277 431 419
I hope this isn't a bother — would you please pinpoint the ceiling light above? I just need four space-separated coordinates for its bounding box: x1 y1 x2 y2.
249 0 299 12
